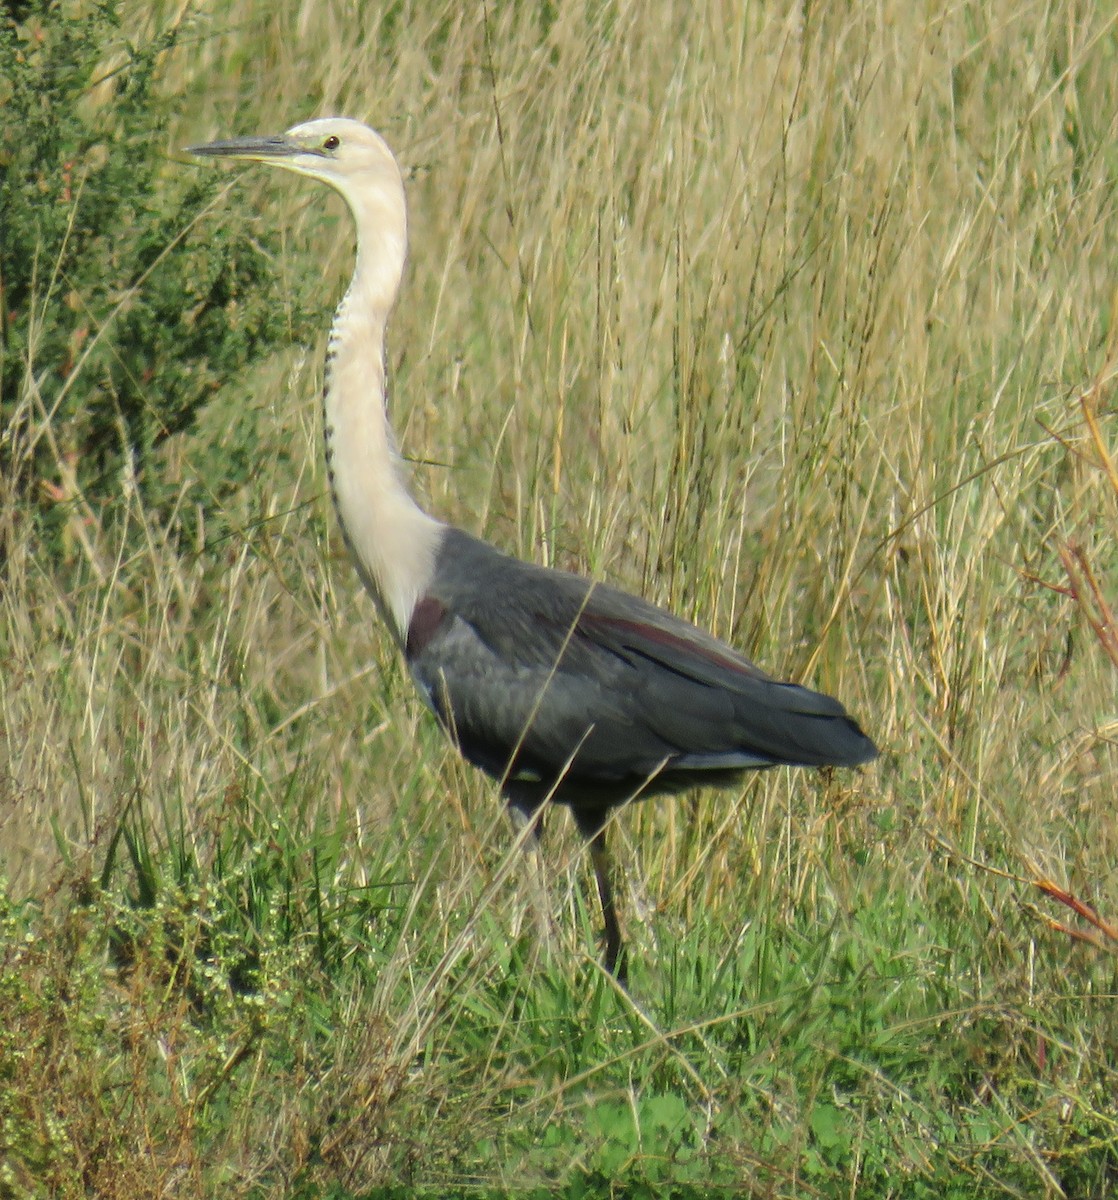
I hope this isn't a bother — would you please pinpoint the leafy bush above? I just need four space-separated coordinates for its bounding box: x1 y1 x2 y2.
0 0 306 536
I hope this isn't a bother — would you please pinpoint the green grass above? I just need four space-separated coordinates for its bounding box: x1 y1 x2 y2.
3 0 1118 1195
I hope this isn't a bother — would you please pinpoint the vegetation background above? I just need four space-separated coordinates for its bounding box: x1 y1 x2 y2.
2 0 1117 1195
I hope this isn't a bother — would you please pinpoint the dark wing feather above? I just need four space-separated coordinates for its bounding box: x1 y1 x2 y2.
570 607 875 768
406 527 877 802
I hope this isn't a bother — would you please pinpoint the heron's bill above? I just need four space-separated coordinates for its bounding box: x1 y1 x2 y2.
186 135 318 161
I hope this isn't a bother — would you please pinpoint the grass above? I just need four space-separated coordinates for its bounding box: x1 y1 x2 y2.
3 0 1118 1195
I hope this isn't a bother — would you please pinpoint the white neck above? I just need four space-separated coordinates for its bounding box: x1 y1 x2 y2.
323 187 442 645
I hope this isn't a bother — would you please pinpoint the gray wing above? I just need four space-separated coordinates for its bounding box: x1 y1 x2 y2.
405 527 877 796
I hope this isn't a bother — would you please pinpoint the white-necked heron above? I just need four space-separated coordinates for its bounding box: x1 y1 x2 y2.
188 118 878 981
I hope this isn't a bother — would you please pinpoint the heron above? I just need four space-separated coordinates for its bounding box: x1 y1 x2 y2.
188 118 878 981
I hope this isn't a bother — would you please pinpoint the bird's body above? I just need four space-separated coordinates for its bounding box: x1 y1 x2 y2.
189 118 877 979
408 526 874 814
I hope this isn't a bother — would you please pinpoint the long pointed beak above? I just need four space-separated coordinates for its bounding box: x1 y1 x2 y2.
186 134 317 162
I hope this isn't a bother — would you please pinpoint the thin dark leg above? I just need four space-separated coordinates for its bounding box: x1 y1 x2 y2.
574 808 628 985
589 829 628 984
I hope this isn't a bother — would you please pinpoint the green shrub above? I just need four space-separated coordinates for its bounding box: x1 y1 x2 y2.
0 0 306 540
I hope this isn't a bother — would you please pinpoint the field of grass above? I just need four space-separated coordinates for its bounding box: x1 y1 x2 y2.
2 0 1118 1195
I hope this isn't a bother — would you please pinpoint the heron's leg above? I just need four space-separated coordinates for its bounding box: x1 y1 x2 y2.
507 796 546 844
506 796 554 961
574 808 628 986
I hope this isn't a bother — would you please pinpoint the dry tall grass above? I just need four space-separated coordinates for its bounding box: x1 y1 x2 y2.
3 0 1117 1193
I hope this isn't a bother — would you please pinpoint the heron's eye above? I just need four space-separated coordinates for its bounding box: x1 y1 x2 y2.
323 135 340 151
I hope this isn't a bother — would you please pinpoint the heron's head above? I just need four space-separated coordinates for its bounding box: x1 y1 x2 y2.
188 117 404 218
